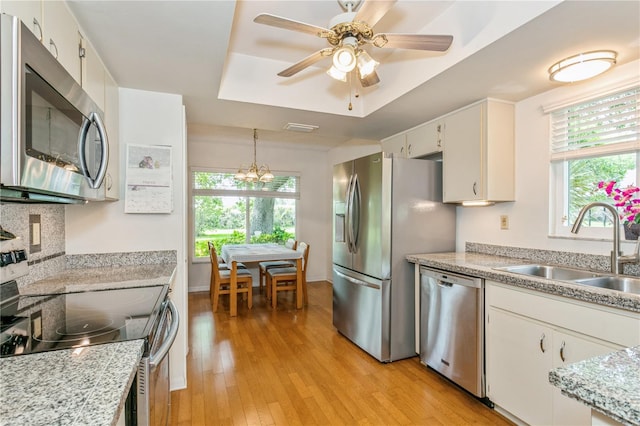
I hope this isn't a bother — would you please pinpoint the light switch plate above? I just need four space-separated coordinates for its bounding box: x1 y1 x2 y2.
500 215 509 230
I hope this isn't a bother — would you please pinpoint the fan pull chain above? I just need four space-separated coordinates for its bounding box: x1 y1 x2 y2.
348 71 353 110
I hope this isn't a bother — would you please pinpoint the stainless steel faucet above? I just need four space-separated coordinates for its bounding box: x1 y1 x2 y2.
571 202 640 274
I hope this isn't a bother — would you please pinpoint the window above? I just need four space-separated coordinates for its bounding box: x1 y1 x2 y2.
550 86 640 238
192 170 299 258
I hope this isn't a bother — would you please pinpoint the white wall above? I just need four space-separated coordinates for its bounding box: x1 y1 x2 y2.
187 129 334 291
65 88 188 391
456 60 640 256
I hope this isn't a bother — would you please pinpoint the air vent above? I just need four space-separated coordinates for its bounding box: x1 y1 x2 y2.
283 123 319 133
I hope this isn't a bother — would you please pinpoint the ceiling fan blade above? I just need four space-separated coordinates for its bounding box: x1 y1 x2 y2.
353 0 397 27
358 69 380 88
254 13 334 38
373 34 453 51
277 48 335 77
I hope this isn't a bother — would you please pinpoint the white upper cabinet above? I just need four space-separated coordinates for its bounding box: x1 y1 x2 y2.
0 0 43 40
381 133 408 158
80 35 105 111
2 1 82 83
442 99 515 203
42 1 81 83
103 72 119 200
406 120 444 158
382 119 445 159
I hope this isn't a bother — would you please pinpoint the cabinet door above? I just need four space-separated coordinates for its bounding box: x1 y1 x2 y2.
442 103 483 202
486 308 553 425
0 0 43 40
552 332 620 426
42 1 81 83
381 133 407 158
104 72 119 200
407 121 443 158
81 35 105 111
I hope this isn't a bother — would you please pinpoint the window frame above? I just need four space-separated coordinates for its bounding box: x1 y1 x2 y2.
190 167 300 262
549 84 640 239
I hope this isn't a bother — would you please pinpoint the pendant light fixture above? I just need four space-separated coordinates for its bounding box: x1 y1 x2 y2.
234 129 274 184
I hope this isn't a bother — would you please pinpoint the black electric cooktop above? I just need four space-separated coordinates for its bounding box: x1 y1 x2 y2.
0 285 168 357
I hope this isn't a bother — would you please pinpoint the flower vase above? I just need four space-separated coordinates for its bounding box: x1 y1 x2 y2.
624 223 640 240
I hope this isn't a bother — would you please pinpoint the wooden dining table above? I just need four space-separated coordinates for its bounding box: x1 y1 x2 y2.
220 243 304 316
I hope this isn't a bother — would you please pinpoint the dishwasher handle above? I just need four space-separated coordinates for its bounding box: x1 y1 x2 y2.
420 266 482 289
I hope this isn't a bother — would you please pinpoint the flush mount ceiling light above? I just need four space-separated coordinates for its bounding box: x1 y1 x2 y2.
548 50 617 83
234 129 274 184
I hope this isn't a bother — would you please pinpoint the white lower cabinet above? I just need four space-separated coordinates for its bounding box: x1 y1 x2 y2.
487 308 553 425
486 281 638 425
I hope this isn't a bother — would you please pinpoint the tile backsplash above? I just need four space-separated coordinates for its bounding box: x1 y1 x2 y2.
1 204 66 284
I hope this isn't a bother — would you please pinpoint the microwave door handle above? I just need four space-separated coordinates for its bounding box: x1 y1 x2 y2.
149 300 180 369
78 112 109 189
91 112 109 189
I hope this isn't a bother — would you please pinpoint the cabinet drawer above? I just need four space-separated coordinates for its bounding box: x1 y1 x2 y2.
487 281 640 347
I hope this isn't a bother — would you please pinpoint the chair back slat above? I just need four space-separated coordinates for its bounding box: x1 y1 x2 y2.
297 242 310 275
208 242 221 279
285 238 297 250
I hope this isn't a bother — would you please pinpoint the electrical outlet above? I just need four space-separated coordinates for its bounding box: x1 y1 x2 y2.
29 214 41 253
500 215 509 230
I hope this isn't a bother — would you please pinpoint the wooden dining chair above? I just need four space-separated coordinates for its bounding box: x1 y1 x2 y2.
208 241 246 271
267 242 309 309
209 243 253 313
258 238 297 292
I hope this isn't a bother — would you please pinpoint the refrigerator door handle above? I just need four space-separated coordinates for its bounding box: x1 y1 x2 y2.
350 173 361 253
345 174 354 253
334 269 380 290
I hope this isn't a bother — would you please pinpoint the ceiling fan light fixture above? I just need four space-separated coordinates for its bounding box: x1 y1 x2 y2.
333 44 357 72
356 50 379 78
548 50 617 83
327 65 347 81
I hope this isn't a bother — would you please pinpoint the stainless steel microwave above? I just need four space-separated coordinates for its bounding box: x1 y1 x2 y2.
0 14 109 203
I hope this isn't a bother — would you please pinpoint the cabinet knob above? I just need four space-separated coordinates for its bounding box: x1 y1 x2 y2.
539 333 546 353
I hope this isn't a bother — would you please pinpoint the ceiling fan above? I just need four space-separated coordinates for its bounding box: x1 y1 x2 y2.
254 0 453 88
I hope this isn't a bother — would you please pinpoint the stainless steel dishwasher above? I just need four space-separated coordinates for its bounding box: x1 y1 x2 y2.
419 266 485 398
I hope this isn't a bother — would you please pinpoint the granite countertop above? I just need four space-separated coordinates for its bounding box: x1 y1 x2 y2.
0 340 144 426
549 346 640 425
408 251 640 425
1 262 177 425
407 252 640 312
19 263 177 295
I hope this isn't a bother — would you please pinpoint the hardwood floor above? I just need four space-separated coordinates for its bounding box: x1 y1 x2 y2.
170 281 512 425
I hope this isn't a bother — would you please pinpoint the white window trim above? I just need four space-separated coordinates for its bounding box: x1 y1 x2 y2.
549 84 640 240
190 167 301 261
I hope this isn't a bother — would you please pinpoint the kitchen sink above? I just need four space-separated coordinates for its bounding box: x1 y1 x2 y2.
572 276 640 295
495 264 600 281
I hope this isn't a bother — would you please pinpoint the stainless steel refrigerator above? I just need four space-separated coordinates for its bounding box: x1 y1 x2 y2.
332 152 455 362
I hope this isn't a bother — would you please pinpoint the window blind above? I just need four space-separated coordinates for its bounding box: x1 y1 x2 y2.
550 86 640 161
